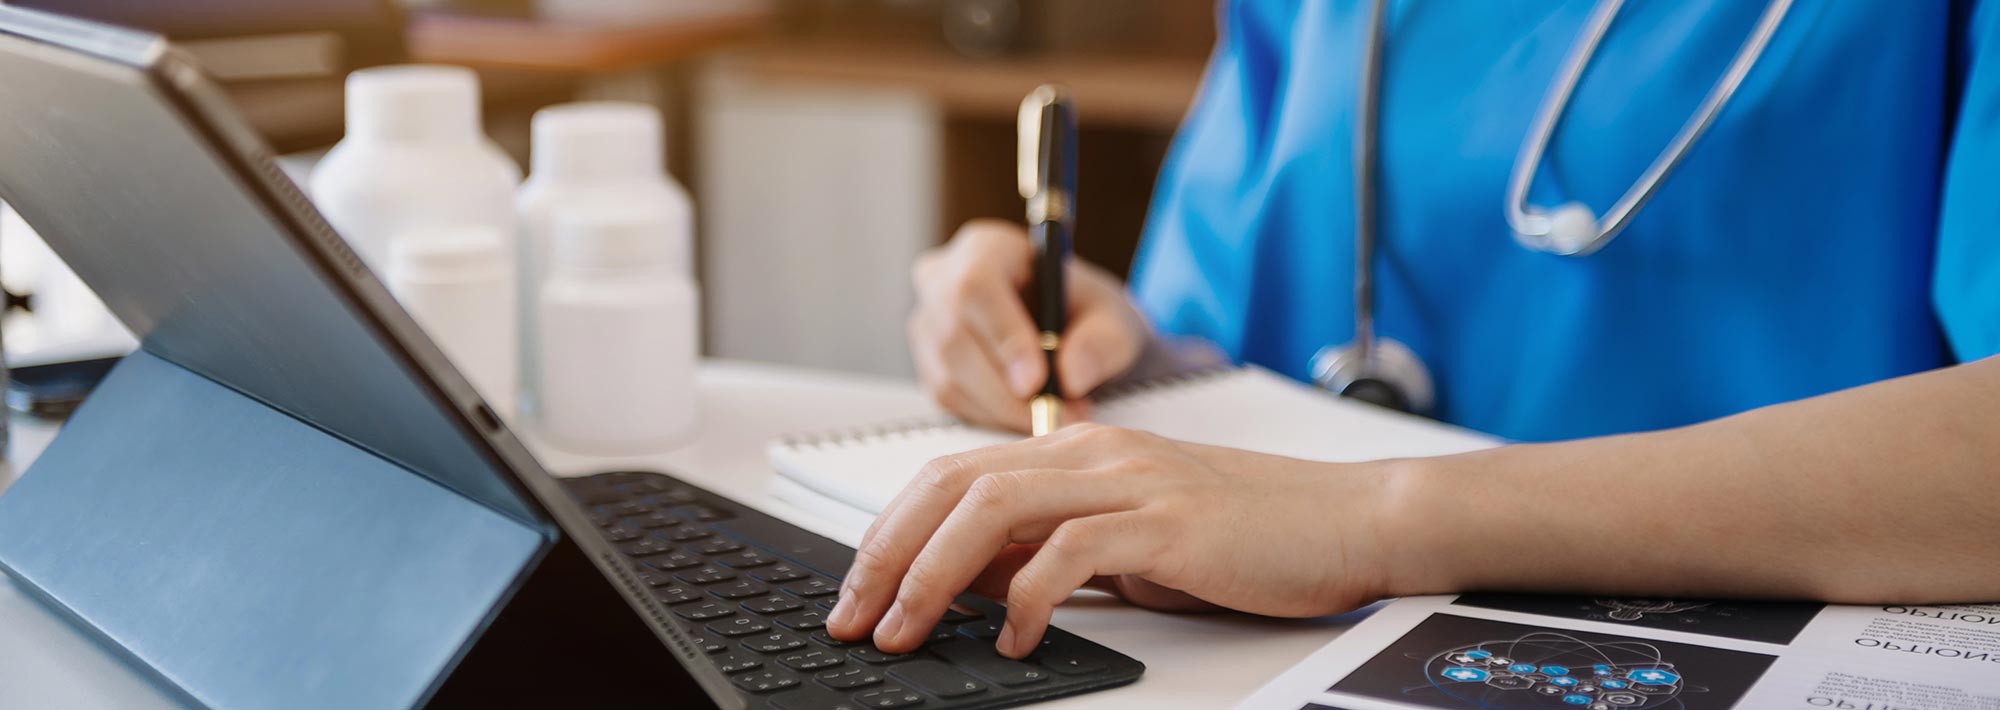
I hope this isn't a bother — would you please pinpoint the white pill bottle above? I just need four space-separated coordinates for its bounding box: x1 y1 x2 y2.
515 101 692 418
537 208 698 452
308 65 521 274
384 226 518 416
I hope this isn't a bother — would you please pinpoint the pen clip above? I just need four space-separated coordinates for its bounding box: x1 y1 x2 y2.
1017 84 1077 219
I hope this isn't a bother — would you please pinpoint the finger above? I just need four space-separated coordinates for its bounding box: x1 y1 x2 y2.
873 469 1143 652
968 544 1040 599
834 444 1051 639
836 426 1127 639
950 277 1046 399
1057 297 1142 400
947 219 1035 288
857 422 1125 550
909 309 1030 432
998 512 1167 658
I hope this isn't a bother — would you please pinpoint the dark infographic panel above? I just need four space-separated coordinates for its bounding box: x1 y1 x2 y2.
1329 614 1776 710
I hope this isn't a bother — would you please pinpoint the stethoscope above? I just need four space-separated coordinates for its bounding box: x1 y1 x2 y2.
1310 0 1794 414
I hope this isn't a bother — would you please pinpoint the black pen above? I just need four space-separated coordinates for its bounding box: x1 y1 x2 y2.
1018 85 1076 437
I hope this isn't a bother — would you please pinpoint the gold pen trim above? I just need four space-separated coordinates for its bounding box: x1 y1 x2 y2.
1029 394 1063 437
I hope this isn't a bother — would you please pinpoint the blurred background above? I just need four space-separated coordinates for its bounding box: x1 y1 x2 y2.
0 0 1216 379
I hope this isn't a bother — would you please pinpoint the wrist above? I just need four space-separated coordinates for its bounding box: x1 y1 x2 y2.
1368 453 1483 598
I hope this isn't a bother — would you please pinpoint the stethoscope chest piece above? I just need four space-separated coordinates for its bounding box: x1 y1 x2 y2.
1310 337 1434 415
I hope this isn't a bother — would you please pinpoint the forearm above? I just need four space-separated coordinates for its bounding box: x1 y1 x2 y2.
1381 356 2000 603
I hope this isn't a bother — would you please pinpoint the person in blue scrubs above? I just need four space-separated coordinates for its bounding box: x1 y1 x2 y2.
830 1 2000 659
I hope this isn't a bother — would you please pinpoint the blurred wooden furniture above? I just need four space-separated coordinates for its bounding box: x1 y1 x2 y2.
406 7 774 73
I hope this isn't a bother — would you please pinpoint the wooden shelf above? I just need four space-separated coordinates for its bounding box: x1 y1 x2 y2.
721 39 1205 130
407 8 776 73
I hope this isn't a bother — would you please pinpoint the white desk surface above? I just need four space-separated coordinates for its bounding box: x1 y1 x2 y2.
0 359 1363 709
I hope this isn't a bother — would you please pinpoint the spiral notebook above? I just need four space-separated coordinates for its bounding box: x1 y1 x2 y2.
766 366 1500 518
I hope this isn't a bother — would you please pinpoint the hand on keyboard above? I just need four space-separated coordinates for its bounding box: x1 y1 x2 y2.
826 423 1406 658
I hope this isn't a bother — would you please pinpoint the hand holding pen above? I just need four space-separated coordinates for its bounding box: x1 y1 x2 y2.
904 87 1153 434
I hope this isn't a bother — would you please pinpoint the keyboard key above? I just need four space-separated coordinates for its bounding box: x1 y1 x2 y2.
853 686 924 708
710 581 771 600
848 647 911 665
642 552 702 571
778 648 846 671
602 525 642 542
676 504 733 522
957 621 1003 640
743 631 808 654
687 630 729 655
607 500 653 517
622 510 683 529
665 526 713 542
751 564 811 584
715 651 763 674
812 630 861 647
715 549 779 569
709 616 772 637
771 685 867 710
691 538 744 555
890 660 987 698
614 478 672 495
643 489 699 506
742 594 804 615
732 669 801 694
776 610 828 631
815 666 886 690
653 584 700 605
674 602 735 621
634 570 677 588
939 604 982 624
929 640 1050 687
784 578 839 598
1034 653 1105 675
619 536 675 557
677 566 737 585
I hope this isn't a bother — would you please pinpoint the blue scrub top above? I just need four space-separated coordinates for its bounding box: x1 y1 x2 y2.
1131 0 2000 441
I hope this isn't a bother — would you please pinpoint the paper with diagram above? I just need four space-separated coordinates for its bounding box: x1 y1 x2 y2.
1239 594 2000 710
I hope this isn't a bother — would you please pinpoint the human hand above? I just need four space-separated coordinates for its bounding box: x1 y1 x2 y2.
825 423 1406 658
908 219 1151 433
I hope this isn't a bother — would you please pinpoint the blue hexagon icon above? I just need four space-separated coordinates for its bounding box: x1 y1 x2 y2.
1441 667 1490 682
1510 663 1538 674
1627 668 1680 685
1600 679 1627 689
1541 665 1571 676
1465 649 1493 660
1563 695 1594 706
1592 665 1613 676
1551 676 1580 687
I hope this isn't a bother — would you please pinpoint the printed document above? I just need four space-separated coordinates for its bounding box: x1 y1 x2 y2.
1239 594 2000 710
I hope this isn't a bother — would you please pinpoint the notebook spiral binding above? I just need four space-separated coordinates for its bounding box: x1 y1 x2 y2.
775 366 1242 452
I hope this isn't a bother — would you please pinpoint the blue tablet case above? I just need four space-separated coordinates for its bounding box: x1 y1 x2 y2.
0 351 547 708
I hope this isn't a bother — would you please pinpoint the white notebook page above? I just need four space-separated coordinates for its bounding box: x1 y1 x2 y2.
766 367 1501 515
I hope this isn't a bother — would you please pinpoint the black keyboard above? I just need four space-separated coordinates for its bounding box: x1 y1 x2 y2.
565 471 1145 710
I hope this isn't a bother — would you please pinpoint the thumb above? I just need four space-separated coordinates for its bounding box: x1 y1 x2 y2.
1056 307 1141 400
